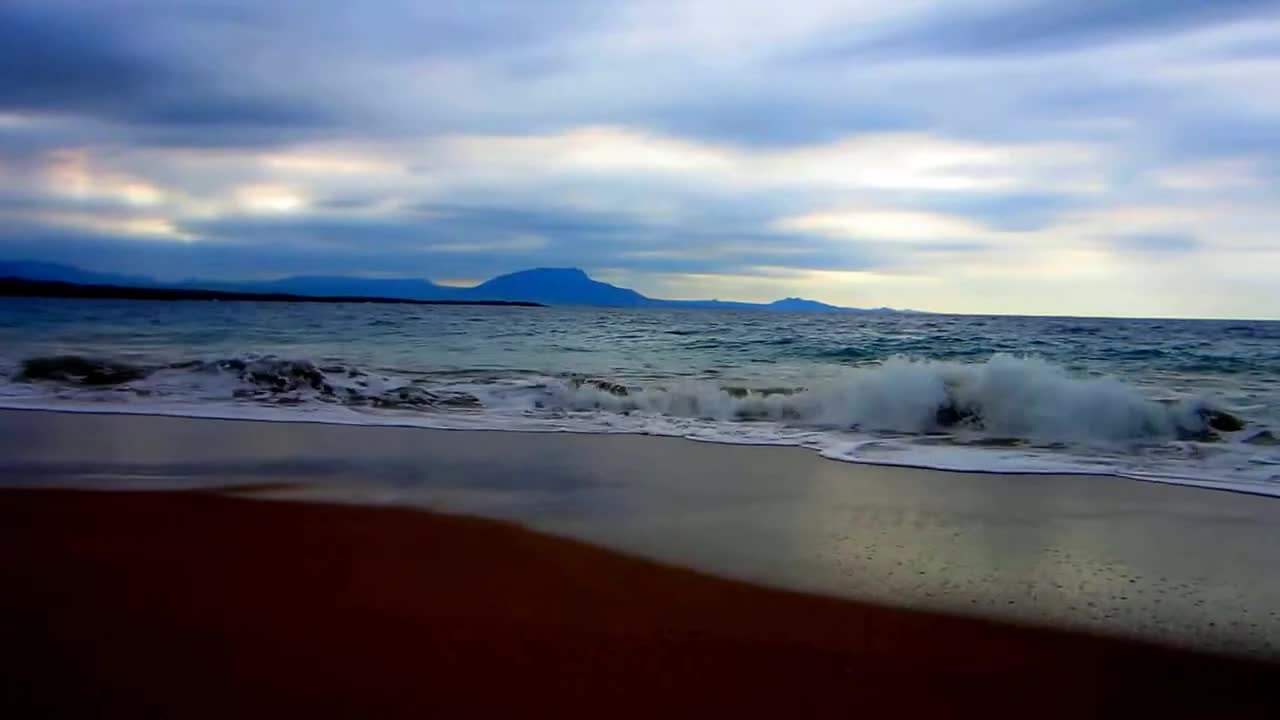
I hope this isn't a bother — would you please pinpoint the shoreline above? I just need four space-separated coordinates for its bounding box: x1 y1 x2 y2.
3 487 1277 717
0 277 547 306
2 402 1276 499
4 409 1280 656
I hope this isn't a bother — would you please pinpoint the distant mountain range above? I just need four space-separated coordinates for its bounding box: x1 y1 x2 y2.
0 260 909 313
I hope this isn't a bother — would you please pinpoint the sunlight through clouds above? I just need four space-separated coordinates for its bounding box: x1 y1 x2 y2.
0 0 1278 316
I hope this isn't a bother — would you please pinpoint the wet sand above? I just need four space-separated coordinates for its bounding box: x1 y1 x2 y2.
2 487 1278 718
4 409 1280 655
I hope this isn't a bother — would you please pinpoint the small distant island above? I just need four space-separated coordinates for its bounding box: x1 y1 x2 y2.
0 278 545 308
0 260 913 313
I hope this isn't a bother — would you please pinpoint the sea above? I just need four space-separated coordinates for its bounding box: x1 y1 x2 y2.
2 297 1278 495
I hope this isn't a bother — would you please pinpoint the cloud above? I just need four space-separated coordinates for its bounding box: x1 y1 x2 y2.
0 3 340 148
0 1 1278 317
1148 158 1272 192
0 3 166 113
1110 232 1202 255
414 127 1104 196
773 209 993 243
825 0 1280 57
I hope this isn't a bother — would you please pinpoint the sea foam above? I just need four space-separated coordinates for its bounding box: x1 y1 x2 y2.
3 352 1275 495
551 355 1234 442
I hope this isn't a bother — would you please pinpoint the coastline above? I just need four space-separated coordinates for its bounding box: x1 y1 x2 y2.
3 487 1277 717
2 402 1277 499
3 409 1280 657
0 277 547 306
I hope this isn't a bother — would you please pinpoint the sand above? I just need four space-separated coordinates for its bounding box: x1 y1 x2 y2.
4 409 1280 654
3 487 1278 718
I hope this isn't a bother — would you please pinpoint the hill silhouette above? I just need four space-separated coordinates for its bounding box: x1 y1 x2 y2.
0 261 904 312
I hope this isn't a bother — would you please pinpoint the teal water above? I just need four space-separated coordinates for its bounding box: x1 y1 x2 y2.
2 298 1278 492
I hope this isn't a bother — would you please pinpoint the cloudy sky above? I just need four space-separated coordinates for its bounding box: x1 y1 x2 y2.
2 0 1278 317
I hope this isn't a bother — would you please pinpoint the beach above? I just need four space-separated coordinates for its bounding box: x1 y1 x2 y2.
4 488 1279 718
3 409 1280 716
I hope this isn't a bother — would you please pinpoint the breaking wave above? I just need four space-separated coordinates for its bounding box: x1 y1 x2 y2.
7 353 1252 445
555 355 1246 442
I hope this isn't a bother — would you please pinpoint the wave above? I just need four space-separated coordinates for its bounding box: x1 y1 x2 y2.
17 355 150 385
819 346 878 360
9 353 1252 444
4 352 1277 494
12 354 484 410
553 355 1246 442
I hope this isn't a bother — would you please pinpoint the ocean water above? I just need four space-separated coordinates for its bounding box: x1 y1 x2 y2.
1 297 1278 495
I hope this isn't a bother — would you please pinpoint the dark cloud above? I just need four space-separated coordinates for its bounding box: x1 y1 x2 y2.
924 193 1084 232
0 0 610 148
0 3 165 112
815 0 1279 58
4 0 1276 158
406 204 647 242
0 2 339 147
0 221 447 281
0 199 887 282
636 87 916 148
0 191 140 216
1212 34 1280 59
1160 114 1280 161
1110 232 1202 255
313 197 383 211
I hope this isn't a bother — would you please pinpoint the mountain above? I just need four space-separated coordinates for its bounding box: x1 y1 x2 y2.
0 260 905 312
182 276 451 301
0 277 541 307
461 268 651 307
766 297 845 312
0 261 157 288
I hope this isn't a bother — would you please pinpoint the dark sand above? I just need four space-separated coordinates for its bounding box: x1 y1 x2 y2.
5 410 1280 655
2 488 1278 718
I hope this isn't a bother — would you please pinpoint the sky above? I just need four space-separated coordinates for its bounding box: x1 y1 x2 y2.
1 0 1279 318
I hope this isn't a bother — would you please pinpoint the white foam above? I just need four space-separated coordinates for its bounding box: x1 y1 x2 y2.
543 355 1232 442
3 353 1278 497
2 394 1278 499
